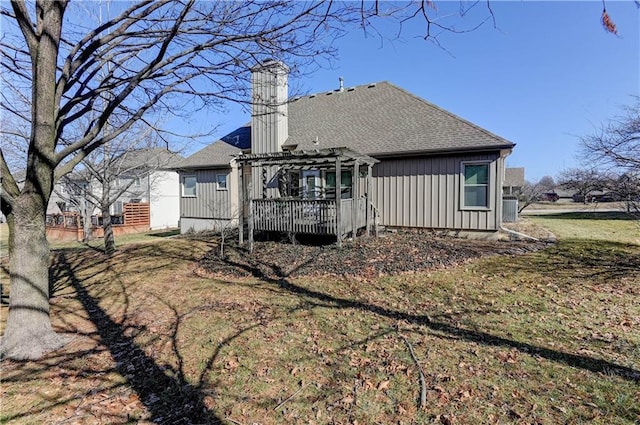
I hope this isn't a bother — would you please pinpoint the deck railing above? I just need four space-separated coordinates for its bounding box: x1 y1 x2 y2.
251 197 369 237
45 202 151 242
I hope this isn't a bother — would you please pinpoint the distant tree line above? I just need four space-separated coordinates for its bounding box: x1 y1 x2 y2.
515 96 639 217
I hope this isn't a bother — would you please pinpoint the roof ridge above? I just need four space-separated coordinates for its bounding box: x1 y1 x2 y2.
298 80 388 99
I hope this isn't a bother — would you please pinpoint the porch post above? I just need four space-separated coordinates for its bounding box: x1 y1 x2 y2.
238 162 244 244
248 199 254 253
335 157 342 247
366 164 372 236
352 161 360 238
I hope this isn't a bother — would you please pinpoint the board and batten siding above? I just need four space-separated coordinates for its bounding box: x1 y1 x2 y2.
180 168 235 219
371 153 504 231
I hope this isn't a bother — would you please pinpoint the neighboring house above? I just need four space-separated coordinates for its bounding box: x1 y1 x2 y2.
114 148 184 230
52 148 183 230
2 169 74 218
176 60 515 242
503 167 525 196
552 186 575 202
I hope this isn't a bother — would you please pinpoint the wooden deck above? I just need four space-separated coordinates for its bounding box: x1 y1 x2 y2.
46 203 151 242
250 197 370 238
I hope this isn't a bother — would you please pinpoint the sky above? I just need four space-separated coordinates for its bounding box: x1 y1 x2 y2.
199 0 639 183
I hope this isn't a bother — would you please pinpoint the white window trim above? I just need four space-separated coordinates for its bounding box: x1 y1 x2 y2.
182 174 197 197
215 173 228 191
461 161 491 210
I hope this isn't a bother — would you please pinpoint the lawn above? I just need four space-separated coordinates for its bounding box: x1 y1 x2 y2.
0 223 180 257
1 216 638 424
527 211 640 246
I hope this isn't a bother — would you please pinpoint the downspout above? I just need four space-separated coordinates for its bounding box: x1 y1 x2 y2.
499 225 540 242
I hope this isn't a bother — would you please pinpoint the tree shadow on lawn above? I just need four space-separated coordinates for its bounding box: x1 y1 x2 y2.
532 210 637 221
3 243 228 424
62 249 225 423
218 245 640 385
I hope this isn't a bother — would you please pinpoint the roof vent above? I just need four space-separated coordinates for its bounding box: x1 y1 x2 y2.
309 94 315 99
347 87 355 92
326 91 333 95
367 83 376 88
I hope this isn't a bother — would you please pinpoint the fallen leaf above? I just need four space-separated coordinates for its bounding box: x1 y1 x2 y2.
377 380 390 391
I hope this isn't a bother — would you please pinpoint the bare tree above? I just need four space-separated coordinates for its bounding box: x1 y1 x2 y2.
206 202 240 259
575 97 640 215
54 169 95 242
613 172 640 216
517 181 543 212
516 176 556 212
538 176 556 192
579 96 640 175
59 144 178 253
557 168 609 203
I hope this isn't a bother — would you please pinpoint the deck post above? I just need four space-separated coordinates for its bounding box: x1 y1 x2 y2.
352 161 360 238
366 164 372 236
248 199 254 253
335 157 342 247
238 162 244 244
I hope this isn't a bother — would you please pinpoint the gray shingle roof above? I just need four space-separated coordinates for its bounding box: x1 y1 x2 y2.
504 167 525 187
177 137 243 168
117 148 184 170
180 81 514 168
285 81 514 155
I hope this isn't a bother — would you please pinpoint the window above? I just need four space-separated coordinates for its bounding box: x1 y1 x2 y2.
462 162 489 208
325 170 352 199
302 170 321 199
216 173 228 190
288 171 300 197
182 175 197 197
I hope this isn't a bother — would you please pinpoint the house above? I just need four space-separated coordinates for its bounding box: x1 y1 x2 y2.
503 167 525 196
112 148 184 230
176 60 515 243
51 148 183 230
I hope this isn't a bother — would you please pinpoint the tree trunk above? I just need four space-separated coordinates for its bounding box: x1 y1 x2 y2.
82 198 93 243
0 195 69 360
1 1 69 360
102 205 115 255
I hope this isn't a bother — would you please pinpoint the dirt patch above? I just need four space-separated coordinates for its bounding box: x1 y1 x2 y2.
195 231 552 280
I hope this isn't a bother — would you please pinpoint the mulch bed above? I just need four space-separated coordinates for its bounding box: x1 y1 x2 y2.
195 231 552 280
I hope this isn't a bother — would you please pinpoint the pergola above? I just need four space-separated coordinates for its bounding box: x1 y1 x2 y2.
235 147 379 248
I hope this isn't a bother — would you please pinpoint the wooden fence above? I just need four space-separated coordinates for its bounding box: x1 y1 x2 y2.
46 202 151 242
123 203 150 226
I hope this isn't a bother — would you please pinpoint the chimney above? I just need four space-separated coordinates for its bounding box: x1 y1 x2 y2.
251 60 289 154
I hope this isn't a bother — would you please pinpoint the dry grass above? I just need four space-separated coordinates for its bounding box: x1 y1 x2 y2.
527 212 640 246
1 217 638 424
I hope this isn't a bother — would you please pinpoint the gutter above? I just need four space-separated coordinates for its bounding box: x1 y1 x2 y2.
369 144 515 159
